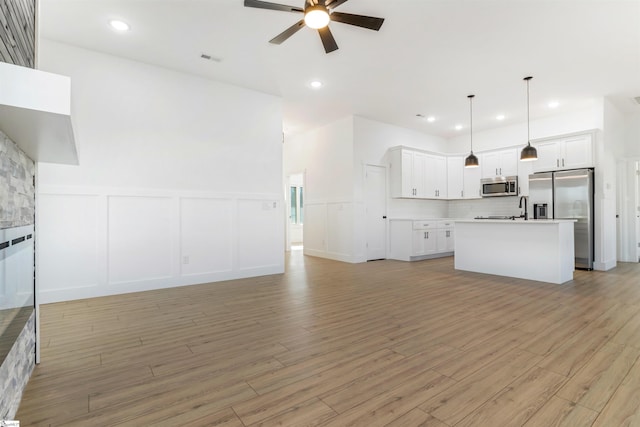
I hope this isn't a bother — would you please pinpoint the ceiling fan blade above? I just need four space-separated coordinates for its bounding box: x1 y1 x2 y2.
318 26 339 53
330 11 384 31
269 20 306 44
326 0 349 9
244 0 303 13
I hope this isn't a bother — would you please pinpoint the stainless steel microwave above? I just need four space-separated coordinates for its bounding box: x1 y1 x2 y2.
481 176 518 197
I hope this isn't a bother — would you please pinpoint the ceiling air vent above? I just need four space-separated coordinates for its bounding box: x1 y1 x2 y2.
200 53 221 62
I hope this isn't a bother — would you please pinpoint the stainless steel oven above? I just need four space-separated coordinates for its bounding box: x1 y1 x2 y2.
481 176 518 197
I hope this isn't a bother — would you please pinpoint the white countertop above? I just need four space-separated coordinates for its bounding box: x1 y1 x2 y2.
454 219 577 224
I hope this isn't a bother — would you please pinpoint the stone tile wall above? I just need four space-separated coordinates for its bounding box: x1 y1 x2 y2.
0 130 35 421
0 130 35 229
0 311 35 420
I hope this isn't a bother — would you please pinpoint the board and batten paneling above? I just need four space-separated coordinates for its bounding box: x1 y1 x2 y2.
37 189 284 304
0 0 36 68
303 200 357 263
180 198 233 276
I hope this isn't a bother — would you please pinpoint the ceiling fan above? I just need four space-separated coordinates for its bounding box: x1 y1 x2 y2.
244 0 385 54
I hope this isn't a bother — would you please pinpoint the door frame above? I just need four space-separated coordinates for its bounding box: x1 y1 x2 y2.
285 172 305 252
616 158 640 262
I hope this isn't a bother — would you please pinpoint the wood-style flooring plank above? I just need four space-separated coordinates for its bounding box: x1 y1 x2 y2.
556 342 640 412
15 255 640 426
454 366 567 427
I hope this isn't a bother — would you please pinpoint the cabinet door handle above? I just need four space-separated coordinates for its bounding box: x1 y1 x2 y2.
424 232 427 238
446 230 450 237
496 168 498 175
557 159 559 167
562 158 565 167
461 190 463 197
426 232 429 239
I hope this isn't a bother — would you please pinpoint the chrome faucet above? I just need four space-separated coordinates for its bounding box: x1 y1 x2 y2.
519 196 529 220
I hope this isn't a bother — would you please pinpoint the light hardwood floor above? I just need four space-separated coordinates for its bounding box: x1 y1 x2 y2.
17 252 640 426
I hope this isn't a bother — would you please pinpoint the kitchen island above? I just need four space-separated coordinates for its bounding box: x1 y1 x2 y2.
454 219 576 284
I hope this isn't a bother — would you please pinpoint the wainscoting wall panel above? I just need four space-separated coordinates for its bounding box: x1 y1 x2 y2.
326 202 354 258
107 196 174 285
180 197 233 276
236 198 282 272
301 202 326 255
37 188 284 303
304 200 357 263
37 194 100 294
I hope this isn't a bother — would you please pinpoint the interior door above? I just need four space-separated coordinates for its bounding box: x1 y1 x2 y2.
365 165 387 260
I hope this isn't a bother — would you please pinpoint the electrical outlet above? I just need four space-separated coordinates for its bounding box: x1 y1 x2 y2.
182 256 189 265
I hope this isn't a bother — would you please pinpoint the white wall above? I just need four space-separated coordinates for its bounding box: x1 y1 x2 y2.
36 40 284 303
284 116 355 262
625 111 640 157
613 107 640 262
596 98 626 269
283 115 450 263
352 117 449 261
447 106 602 154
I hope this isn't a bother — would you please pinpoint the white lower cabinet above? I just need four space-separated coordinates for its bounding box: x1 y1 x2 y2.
436 220 455 252
389 219 454 261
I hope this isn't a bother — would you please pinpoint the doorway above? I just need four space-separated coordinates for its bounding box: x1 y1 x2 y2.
365 164 387 261
287 173 304 251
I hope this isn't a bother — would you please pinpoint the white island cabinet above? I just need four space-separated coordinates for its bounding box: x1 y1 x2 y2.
388 219 454 261
454 219 576 284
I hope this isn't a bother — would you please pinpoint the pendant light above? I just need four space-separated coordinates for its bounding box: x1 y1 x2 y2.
464 94 479 168
520 76 538 161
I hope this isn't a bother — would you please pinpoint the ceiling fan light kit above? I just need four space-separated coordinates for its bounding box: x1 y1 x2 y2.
304 5 330 29
244 0 385 54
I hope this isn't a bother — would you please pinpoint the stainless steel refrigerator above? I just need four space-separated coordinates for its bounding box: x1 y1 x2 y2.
529 169 594 270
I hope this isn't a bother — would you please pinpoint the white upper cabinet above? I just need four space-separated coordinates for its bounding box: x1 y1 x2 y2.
390 148 425 198
481 148 518 178
448 156 481 199
390 148 447 200
463 163 482 199
447 156 464 200
532 133 593 173
425 154 447 199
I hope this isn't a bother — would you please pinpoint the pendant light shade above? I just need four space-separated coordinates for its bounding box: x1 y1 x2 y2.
465 94 479 168
520 76 538 161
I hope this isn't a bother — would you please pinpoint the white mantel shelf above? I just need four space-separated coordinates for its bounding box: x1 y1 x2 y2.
454 219 577 284
0 62 77 165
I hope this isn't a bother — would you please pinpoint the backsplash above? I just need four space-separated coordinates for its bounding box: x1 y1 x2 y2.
0 130 35 229
448 197 524 219
388 198 449 219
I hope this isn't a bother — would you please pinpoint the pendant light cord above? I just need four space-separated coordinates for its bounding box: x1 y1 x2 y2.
468 94 474 152
525 76 532 145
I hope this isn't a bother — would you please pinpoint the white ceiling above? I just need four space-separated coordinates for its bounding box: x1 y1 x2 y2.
39 0 640 138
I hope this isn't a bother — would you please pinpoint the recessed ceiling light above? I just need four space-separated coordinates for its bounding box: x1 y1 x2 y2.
455 124 463 131
496 114 505 121
109 19 130 32
548 101 560 109
310 80 323 89
427 116 436 123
